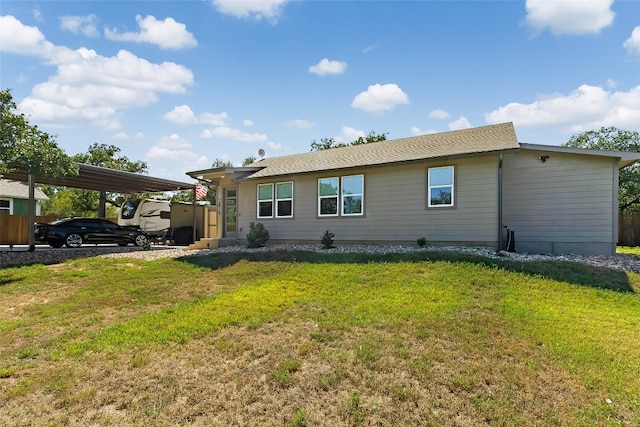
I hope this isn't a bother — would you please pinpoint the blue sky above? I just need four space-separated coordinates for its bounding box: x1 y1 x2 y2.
1 0 639 183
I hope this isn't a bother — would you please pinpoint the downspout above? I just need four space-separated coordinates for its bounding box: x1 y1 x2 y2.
497 153 503 252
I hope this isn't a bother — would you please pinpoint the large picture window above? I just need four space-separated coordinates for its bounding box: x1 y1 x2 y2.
257 182 294 218
428 166 454 207
318 175 364 216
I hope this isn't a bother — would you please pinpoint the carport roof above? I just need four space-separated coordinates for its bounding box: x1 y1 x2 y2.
1 163 195 194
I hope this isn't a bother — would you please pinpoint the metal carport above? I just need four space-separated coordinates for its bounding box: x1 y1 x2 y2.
1 163 196 250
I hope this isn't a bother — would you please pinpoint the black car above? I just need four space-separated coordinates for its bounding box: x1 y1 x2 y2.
34 217 149 248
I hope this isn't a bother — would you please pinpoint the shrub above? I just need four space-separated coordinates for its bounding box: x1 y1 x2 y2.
247 222 270 248
417 236 427 247
321 230 335 249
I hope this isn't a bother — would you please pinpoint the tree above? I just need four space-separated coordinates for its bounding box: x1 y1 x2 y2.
41 143 148 217
563 127 640 211
0 89 76 177
310 131 388 151
243 155 257 166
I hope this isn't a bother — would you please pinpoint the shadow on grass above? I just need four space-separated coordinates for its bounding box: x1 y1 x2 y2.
178 250 634 293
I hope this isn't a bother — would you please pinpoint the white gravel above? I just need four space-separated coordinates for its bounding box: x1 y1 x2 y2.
2 243 640 273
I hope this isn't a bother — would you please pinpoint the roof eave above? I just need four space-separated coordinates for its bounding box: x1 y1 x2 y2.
519 143 640 168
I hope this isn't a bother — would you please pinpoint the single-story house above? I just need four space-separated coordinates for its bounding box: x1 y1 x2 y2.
187 122 640 256
0 179 48 215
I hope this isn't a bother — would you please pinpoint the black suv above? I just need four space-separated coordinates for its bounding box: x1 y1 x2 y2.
35 218 149 248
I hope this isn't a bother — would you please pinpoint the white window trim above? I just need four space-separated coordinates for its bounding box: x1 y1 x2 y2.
318 175 364 217
257 183 274 218
257 182 294 219
341 174 364 216
0 198 12 215
428 166 455 208
318 177 340 217
275 182 294 218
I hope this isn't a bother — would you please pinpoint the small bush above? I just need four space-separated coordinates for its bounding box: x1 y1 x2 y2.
247 222 270 248
321 230 335 249
417 236 427 247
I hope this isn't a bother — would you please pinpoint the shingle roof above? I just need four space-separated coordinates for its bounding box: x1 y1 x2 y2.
0 179 49 200
246 122 519 179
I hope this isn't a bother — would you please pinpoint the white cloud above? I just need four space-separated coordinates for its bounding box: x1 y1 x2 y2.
410 126 438 135
449 117 472 131
1 16 195 129
351 83 410 113
337 126 365 143
243 119 253 127
201 126 269 142
199 112 229 126
283 119 315 129
525 0 615 36
146 134 208 168
105 15 197 49
267 141 286 150
485 84 640 132
164 106 230 127
60 14 99 37
429 109 450 119
112 131 144 140
624 26 640 60
212 0 289 24
308 58 347 76
164 105 199 126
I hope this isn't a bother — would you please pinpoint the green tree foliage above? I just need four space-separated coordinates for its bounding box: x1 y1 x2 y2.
41 143 148 217
563 127 640 211
310 131 388 151
0 88 76 176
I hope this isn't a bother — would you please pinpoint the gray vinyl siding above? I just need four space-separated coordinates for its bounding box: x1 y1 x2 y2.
502 149 617 255
235 156 500 245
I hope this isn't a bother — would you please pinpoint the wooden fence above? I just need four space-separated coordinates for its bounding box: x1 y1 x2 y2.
619 212 640 247
0 215 60 245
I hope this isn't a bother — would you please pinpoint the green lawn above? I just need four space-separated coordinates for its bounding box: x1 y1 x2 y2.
1 250 639 426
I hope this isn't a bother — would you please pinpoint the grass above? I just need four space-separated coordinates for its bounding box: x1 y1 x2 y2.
618 245 640 255
0 249 639 426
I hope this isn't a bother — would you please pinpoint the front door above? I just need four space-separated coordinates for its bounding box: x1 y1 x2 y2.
224 188 237 237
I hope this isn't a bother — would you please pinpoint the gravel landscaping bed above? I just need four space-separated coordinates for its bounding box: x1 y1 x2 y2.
2 243 640 273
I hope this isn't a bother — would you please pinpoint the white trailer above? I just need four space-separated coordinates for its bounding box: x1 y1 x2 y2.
118 198 171 237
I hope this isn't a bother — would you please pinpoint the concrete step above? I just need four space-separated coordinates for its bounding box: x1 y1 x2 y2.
186 238 219 250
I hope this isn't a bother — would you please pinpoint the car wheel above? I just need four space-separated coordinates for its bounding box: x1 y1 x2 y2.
65 233 83 248
134 234 148 247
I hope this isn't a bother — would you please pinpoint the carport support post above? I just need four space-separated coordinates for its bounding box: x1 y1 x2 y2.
98 191 107 218
28 172 36 252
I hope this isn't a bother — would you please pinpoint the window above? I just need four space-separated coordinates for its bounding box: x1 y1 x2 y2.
275 182 293 217
318 175 364 216
257 182 294 218
318 177 339 216
342 175 363 215
0 199 10 215
257 183 274 218
428 166 454 207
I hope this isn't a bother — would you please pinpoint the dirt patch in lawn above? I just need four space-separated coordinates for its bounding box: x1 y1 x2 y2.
1 313 595 427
